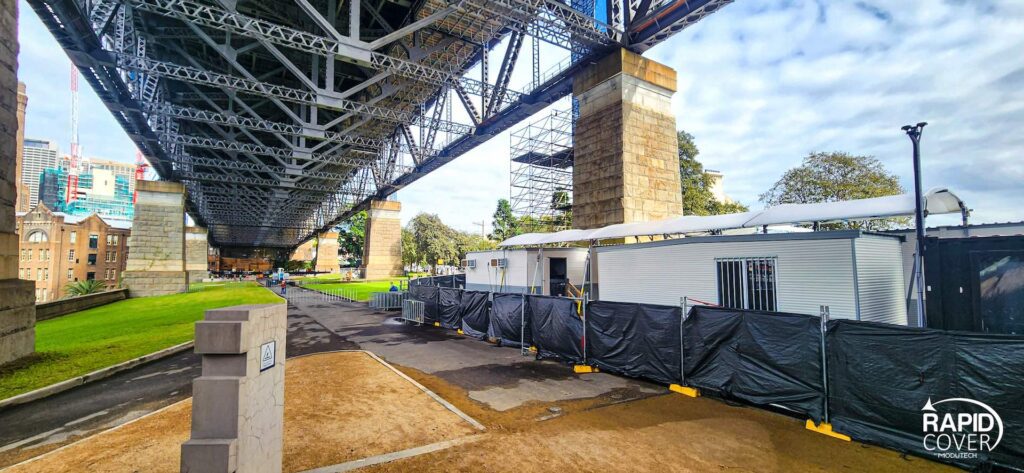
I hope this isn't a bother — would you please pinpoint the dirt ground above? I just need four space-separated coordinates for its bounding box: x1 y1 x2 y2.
3 352 478 472
2 351 956 473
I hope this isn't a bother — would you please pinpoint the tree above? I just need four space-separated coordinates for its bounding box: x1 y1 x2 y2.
401 228 421 267
457 232 497 260
760 151 906 230
409 213 460 270
490 199 520 241
337 211 366 267
677 130 749 216
64 279 107 297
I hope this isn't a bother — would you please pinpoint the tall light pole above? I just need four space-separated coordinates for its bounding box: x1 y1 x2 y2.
902 122 928 327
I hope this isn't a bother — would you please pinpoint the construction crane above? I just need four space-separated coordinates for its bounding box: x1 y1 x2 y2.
66 63 80 204
133 149 149 203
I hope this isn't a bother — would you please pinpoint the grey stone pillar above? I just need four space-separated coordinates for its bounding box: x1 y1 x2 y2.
181 304 287 473
185 226 209 282
123 180 188 297
0 0 35 366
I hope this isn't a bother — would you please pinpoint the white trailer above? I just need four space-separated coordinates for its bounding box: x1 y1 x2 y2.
594 231 907 324
464 248 588 295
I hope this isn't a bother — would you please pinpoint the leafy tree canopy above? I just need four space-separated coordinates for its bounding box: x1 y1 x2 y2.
409 212 461 268
490 198 520 241
760 151 906 230
337 211 366 267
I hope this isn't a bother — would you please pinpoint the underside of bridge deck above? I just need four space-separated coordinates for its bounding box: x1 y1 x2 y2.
24 0 733 251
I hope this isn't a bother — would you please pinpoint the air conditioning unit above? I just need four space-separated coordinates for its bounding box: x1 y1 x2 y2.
490 258 508 268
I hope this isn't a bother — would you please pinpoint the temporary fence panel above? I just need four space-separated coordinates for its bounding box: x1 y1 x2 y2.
369 291 406 311
489 293 531 347
402 299 426 324
438 287 463 329
459 291 491 339
683 306 825 421
586 301 682 385
827 320 1024 468
528 295 583 363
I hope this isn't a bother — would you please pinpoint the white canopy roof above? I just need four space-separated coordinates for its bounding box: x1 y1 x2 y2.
498 188 965 247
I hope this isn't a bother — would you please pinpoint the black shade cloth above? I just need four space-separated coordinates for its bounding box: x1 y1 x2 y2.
489 293 531 347
459 291 490 339
586 301 682 385
437 287 463 329
684 306 824 421
529 295 583 363
409 285 439 323
827 320 1024 468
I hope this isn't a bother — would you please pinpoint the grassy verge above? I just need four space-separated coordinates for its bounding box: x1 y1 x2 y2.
0 282 281 401
303 279 406 302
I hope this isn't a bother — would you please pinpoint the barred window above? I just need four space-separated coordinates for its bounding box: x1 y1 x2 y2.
716 257 778 311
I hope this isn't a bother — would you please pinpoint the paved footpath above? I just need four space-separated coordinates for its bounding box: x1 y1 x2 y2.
0 296 353 467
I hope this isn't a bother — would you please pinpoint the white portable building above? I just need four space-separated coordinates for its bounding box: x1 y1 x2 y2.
594 231 908 324
464 248 588 295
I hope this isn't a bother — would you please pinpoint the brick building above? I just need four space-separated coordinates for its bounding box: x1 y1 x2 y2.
16 204 131 302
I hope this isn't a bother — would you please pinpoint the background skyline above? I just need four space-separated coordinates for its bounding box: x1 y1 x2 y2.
17 0 1024 233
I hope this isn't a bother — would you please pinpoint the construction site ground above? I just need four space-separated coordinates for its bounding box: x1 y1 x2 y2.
1 289 955 472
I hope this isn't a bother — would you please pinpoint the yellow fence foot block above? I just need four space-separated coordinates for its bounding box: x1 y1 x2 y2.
668 384 700 398
433 322 440 327
573 365 598 374
805 420 851 441
528 346 537 353
457 329 464 335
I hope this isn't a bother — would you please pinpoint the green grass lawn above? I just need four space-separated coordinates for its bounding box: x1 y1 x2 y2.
0 282 282 401
303 278 408 302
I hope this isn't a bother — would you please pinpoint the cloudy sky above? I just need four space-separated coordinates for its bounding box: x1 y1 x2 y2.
17 0 1024 233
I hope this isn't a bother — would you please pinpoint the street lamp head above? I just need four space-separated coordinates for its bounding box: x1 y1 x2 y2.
917 121 928 128
901 125 913 132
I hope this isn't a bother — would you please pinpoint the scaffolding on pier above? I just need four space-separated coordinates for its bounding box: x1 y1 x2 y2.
510 110 574 232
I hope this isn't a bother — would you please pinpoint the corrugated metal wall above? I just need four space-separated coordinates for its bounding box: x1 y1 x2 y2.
855 236 907 325
596 235 860 319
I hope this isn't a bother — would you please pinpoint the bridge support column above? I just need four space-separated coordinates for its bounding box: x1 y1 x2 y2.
123 180 188 297
314 232 340 274
186 227 210 282
0 0 35 366
572 48 683 229
361 200 403 280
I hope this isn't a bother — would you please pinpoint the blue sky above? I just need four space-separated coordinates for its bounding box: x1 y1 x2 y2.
17 0 1024 233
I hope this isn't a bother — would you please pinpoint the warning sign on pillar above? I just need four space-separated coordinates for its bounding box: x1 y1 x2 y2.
260 340 276 372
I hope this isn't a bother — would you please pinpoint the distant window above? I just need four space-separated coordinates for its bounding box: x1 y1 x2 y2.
86 272 96 281
27 231 47 243
89 234 99 249
69 249 75 261
716 257 778 312
37 268 43 281
69 232 76 244
67 269 73 281
87 254 97 265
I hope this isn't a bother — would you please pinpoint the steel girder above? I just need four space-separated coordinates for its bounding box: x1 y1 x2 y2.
28 0 731 250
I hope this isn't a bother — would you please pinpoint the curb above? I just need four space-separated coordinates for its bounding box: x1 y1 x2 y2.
0 341 195 412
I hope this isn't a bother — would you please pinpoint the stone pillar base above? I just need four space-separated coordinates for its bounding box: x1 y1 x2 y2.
187 270 209 283
361 200 403 280
182 304 286 473
0 279 36 366
123 271 188 298
314 232 340 274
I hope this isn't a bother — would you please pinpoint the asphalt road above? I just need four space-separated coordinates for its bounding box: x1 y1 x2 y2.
0 293 354 467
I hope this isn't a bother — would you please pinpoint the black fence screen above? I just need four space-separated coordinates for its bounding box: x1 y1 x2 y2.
683 306 824 422
408 285 439 323
489 293 531 348
437 287 463 329
586 301 682 385
827 320 1024 468
459 291 490 339
528 295 583 363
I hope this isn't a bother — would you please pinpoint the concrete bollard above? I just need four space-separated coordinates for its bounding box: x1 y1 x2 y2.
181 304 287 473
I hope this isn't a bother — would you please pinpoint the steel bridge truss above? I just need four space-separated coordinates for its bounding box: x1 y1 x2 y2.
28 0 732 248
